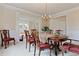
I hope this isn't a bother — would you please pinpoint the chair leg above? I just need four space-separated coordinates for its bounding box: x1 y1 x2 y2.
39 48 41 56
29 43 31 52
61 48 64 56
26 42 27 48
4 42 7 49
65 50 67 53
26 40 27 48
60 46 64 56
1 40 3 47
62 51 64 56
8 41 9 45
34 44 36 56
50 48 52 56
14 40 15 45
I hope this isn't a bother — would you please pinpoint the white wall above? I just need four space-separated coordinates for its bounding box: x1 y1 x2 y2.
0 5 4 46
49 16 66 34
0 5 40 42
16 12 40 40
53 7 79 40
66 9 79 40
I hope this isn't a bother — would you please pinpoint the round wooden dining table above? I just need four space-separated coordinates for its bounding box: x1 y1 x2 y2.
48 35 67 56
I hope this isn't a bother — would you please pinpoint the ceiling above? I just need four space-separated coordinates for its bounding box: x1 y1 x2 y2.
5 3 79 15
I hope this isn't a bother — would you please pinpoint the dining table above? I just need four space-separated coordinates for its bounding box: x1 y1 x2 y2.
47 35 68 56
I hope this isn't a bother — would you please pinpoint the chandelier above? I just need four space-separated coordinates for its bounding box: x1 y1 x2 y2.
41 3 51 27
41 3 51 21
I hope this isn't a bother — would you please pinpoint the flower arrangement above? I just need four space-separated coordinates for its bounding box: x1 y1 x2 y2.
42 26 52 32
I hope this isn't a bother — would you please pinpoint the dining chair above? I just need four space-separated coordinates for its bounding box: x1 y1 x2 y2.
33 31 53 56
1 30 15 49
24 30 36 56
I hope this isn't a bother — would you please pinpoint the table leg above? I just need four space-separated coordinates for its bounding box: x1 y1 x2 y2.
48 38 50 44
54 42 58 56
57 42 61 51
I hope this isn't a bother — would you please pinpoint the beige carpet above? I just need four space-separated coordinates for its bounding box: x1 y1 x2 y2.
0 40 79 56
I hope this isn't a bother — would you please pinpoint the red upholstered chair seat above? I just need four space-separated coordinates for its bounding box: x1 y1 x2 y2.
63 42 79 54
39 42 50 49
3 39 11 41
70 47 79 54
36 41 51 56
63 42 71 50
26 35 34 43
29 38 34 43
28 36 35 43
69 44 79 54
3 37 15 41
4 37 15 40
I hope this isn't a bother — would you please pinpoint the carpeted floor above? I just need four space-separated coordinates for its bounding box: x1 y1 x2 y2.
0 40 79 56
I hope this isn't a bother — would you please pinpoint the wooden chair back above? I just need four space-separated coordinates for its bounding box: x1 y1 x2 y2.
31 29 40 45
1 30 10 39
24 30 29 36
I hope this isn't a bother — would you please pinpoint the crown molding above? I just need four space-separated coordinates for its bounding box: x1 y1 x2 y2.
53 7 79 18
1 4 40 17
1 4 79 18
